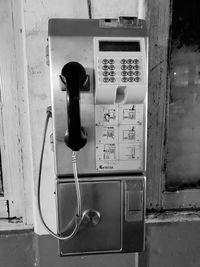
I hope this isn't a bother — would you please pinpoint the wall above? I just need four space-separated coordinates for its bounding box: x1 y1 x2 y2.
0 230 36 267
1 220 200 267
141 218 200 267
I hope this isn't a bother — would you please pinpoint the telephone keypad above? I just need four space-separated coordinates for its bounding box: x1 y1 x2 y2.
99 57 143 84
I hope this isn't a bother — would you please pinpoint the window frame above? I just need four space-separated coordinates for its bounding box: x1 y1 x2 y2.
146 0 200 210
0 0 33 227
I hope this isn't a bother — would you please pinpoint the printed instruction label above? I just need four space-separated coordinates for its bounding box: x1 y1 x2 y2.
95 104 144 171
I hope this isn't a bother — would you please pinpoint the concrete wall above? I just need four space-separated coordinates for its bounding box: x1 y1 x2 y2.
0 230 36 267
1 220 200 267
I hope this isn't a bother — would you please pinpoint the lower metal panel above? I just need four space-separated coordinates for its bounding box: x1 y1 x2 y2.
57 181 121 255
57 177 145 256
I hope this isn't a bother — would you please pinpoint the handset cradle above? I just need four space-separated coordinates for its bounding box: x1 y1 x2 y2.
60 61 87 151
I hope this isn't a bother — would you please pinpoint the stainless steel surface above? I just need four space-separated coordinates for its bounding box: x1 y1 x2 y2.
49 36 96 175
57 177 146 255
49 34 148 176
57 180 121 255
48 19 147 255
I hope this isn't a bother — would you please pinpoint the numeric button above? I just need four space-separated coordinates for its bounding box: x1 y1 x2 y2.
109 65 115 70
121 71 128 76
134 77 140 82
133 65 140 70
127 65 134 70
133 59 139 64
121 64 127 70
120 59 126 64
128 71 134 76
122 77 128 83
110 71 116 76
128 77 134 82
103 77 110 83
110 77 116 83
134 71 140 76
103 71 109 76
127 59 133 64
102 59 109 64
109 59 115 64
102 65 109 70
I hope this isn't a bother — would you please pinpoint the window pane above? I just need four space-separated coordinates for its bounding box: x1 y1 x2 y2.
166 0 200 189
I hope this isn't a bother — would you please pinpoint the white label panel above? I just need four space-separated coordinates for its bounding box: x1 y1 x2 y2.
95 104 144 171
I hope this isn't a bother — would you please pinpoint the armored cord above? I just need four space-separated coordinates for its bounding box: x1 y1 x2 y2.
37 107 82 240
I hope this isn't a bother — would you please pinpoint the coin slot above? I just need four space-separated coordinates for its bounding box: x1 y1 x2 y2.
115 86 127 103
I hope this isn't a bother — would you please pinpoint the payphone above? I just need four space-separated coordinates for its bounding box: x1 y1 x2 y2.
40 18 148 256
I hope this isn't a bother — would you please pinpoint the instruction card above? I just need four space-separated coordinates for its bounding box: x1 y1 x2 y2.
95 104 144 171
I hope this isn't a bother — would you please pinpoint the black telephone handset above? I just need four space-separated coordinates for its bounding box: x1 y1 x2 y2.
60 62 87 151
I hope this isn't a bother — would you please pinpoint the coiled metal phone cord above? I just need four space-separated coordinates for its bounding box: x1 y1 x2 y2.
37 107 82 240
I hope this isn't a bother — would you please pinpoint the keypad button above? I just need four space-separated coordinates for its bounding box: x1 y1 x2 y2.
128 71 134 76
133 59 139 64
102 59 109 64
134 71 140 76
127 59 133 64
120 59 127 64
109 59 115 64
121 64 127 70
103 71 109 76
128 77 134 82
121 77 128 83
134 77 140 82
110 77 116 83
102 65 109 70
133 64 140 70
110 71 116 76
103 77 110 83
127 65 134 70
109 64 115 70
121 71 128 76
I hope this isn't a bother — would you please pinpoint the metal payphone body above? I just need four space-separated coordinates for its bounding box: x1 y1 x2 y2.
48 18 148 256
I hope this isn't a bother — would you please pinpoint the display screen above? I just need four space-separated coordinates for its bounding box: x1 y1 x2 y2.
99 41 140 52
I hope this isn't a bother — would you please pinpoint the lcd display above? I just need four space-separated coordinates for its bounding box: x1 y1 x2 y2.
99 41 140 52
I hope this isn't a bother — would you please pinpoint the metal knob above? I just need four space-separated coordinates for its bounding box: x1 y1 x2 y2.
82 209 101 226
